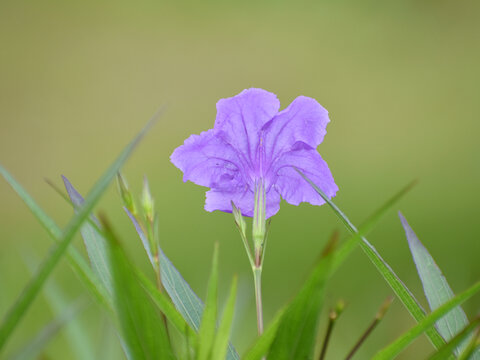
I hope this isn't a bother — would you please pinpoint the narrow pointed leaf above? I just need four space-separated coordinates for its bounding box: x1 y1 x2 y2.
63 176 113 295
197 244 220 360
211 276 238 360
427 318 480 360
243 308 285 360
267 251 332 359
0 167 112 312
296 169 446 349
125 207 240 360
62 181 194 339
101 215 174 360
400 212 471 355
373 281 480 360
0 120 151 351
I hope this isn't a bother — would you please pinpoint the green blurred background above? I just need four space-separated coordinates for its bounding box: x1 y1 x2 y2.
1 0 479 358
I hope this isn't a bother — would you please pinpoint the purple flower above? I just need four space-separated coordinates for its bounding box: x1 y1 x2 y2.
171 88 338 218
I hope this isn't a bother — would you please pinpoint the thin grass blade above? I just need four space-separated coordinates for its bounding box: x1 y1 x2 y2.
296 169 446 349
197 244 220 360
0 119 153 351
400 212 472 355
63 176 113 294
243 308 285 360
427 317 480 360
211 276 238 360
125 205 240 360
101 214 174 360
267 249 332 359
373 281 480 360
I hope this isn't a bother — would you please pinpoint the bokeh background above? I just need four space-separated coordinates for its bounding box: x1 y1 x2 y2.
1 0 479 358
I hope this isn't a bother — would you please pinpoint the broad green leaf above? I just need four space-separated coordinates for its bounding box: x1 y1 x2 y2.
427 317 480 360
125 207 240 360
267 250 332 359
243 308 285 360
101 215 174 360
400 212 472 356
373 281 480 360
211 276 238 360
9 300 83 360
63 176 113 295
296 169 446 350
197 244 219 360
0 119 151 351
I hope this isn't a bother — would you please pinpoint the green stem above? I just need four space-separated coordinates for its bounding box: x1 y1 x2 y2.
253 266 264 335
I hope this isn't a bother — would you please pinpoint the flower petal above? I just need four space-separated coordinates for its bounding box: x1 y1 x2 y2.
205 186 280 218
274 143 338 206
214 88 280 165
170 129 245 190
263 96 329 162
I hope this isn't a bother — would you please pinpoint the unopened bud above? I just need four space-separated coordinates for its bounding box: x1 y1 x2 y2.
232 201 247 238
116 172 137 215
142 176 155 222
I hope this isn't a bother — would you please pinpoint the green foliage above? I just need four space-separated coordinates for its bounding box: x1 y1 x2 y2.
296 169 446 349
427 318 480 360
373 281 480 359
400 212 473 356
267 245 332 359
101 215 174 360
0 119 150 351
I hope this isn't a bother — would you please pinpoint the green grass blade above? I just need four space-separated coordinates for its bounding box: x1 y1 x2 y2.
373 281 480 360
2 167 112 312
400 212 471 355
125 206 240 360
63 176 113 295
267 250 332 359
101 215 174 360
330 180 416 274
211 276 238 360
197 244 220 360
296 169 446 349
243 308 285 360
60 180 195 340
427 318 480 360
0 120 153 351
9 300 84 360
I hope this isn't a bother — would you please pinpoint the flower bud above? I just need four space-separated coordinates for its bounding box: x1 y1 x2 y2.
142 176 155 222
116 172 137 215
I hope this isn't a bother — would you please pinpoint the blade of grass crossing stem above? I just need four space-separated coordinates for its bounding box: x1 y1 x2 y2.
373 281 480 360
124 206 240 360
9 300 84 360
0 119 154 351
427 318 480 360
243 308 285 360
267 250 332 359
0 166 112 312
296 169 446 349
400 212 472 355
63 176 113 295
197 244 220 360
211 276 238 360
101 214 174 360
